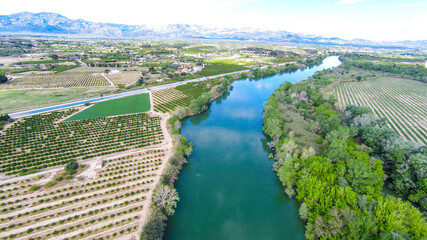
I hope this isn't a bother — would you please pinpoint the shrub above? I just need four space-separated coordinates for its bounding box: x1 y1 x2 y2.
44 181 56 188
28 185 39 192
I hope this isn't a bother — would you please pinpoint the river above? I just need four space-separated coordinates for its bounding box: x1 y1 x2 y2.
164 56 341 240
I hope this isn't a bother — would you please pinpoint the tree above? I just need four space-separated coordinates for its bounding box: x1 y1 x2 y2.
189 92 211 113
0 71 7 84
140 220 165 240
356 76 362 81
49 54 59 60
136 77 144 86
152 186 179 216
345 158 382 195
65 160 79 174
299 203 309 221
177 137 193 157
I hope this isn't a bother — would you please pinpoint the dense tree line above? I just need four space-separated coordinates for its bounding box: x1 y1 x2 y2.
343 61 427 83
263 73 426 239
299 54 327 67
343 105 426 210
250 63 299 78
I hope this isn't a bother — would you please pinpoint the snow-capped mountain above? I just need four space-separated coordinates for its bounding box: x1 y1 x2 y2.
0 12 425 48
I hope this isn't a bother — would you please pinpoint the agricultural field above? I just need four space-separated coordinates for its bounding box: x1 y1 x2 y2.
1 73 110 90
67 93 150 121
0 87 115 115
181 46 216 54
152 88 193 113
152 80 220 113
0 110 164 176
197 61 247 77
333 77 427 145
0 148 168 240
104 71 141 86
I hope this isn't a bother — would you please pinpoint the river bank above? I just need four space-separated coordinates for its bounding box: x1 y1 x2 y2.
140 59 323 239
161 57 341 239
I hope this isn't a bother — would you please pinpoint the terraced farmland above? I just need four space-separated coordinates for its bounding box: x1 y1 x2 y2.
0 110 164 176
1 73 110 89
0 149 167 240
152 80 220 113
105 71 141 86
334 77 427 145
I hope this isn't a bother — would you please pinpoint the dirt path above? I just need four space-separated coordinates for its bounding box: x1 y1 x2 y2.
101 73 115 87
136 111 173 237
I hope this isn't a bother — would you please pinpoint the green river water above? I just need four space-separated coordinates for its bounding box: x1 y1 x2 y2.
165 57 341 240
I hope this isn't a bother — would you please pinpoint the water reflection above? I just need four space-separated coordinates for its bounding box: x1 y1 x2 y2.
165 57 341 240
189 108 211 125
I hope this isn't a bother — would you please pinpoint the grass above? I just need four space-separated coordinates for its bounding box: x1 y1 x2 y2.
67 93 150 120
197 62 247 77
0 87 114 114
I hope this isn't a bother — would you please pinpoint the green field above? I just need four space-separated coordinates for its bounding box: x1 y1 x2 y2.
67 93 150 120
181 46 215 54
197 62 247 77
0 87 114 114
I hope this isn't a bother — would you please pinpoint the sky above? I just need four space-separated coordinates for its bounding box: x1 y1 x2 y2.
1 0 427 41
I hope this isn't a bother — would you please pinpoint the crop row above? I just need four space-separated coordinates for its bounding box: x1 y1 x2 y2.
152 80 220 112
0 110 164 175
334 77 427 145
1 73 111 89
105 71 141 85
0 149 167 240
0 151 163 200
152 87 191 112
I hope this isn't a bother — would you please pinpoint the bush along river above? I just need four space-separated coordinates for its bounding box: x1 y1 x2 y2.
165 56 341 240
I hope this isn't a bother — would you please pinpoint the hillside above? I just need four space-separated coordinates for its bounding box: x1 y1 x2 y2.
1 12 426 48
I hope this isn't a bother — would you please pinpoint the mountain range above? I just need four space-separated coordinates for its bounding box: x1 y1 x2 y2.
0 12 426 49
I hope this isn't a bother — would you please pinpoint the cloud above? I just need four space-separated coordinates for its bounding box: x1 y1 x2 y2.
336 0 367 5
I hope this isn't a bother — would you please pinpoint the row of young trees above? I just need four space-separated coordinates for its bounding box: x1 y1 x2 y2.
262 72 426 239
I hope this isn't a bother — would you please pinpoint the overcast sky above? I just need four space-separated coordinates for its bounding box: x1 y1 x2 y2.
1 0 426 41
